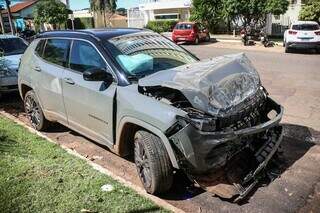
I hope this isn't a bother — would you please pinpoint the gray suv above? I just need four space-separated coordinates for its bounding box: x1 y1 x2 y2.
18 29 283 201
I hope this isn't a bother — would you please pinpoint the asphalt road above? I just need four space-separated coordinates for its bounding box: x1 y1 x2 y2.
1 44 320 213
183 44 320 131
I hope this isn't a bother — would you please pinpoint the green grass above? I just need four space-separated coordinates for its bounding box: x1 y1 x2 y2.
0 116 169 213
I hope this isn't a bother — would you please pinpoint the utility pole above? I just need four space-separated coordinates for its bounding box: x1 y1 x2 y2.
0 5 5 34
4 0 15 35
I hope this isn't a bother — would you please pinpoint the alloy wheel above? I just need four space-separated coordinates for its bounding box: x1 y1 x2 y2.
135 140 152 189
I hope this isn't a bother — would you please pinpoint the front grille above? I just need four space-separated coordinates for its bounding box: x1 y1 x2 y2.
216 90 266 130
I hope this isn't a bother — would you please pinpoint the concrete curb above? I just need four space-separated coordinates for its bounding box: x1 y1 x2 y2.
0 111 185 213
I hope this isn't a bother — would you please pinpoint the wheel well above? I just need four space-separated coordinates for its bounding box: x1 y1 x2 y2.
117 123 140 157
21 84 33 100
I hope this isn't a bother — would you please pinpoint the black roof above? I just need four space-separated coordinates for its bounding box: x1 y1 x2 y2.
37 28 148 40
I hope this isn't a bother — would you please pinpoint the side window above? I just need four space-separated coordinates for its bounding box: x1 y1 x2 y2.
43 39 70 67
69 40 105 73
35 40 45 56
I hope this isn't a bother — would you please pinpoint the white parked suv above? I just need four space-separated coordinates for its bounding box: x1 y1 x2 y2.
284 21 320 53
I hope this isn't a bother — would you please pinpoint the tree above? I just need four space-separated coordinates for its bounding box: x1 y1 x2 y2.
90 0 117 27
222 0 289 28
33 0 69 30
190 0 223 32
299 0 320 22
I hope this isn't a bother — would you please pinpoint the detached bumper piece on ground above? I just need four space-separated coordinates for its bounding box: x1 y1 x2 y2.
169 97 283 202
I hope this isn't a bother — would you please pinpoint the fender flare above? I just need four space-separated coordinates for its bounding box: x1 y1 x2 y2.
116 116 179 169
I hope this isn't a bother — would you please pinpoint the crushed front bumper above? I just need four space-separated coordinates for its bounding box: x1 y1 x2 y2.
169 97 284 201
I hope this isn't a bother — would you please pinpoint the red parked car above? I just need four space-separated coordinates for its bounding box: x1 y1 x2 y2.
172 22 210 44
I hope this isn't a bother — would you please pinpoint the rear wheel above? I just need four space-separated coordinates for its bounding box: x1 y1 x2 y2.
194 36 199 45
205 34 210 42
24 90 50 131
285 43 291 53
134 130 173 194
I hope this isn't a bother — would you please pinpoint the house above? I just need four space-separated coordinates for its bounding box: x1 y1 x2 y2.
266 0 305 36
0 0 70 33
1 0 38 33
128 0 192 28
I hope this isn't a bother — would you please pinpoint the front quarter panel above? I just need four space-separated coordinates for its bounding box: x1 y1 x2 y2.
116 84 187 168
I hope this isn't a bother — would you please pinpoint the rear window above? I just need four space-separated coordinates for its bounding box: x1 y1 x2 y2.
0 38 27 56
175 23 193 30
292 24 320 31
43 39 70 67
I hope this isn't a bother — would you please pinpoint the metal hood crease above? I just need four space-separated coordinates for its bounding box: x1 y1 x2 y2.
139 53 260 116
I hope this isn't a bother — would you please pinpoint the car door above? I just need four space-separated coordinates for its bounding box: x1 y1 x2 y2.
35 39 70 124
62 40 117 146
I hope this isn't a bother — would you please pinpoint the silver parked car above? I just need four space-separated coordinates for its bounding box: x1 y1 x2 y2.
0 35 28 95
18 29 283 201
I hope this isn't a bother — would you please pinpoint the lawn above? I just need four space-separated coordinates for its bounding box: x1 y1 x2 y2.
0 116 169 213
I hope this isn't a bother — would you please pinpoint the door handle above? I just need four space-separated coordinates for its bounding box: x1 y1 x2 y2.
64 78 75 85
34 66 41 72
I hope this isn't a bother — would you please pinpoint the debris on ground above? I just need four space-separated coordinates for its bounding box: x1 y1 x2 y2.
101 184 114 192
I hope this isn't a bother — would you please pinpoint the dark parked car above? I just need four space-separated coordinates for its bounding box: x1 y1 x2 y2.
172 22 210 44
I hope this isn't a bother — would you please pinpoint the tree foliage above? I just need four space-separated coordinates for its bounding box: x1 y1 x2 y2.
191 0 289 31
299 0 320 22
90 0 117 27
33 0 69 28
190 0 223 31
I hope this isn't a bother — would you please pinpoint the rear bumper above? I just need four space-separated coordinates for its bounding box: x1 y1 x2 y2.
172 35 196 42
287 41 320 49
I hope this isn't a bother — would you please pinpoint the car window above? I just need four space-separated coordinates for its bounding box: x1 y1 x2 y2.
292 24 320 31
35 40 45 57
43 39 70 67
0 38 27 56
106 32 198 77
69 40 105 73
175 24 193 30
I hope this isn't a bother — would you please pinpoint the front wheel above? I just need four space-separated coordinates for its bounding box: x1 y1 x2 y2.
134 130 173 195
24 90 50 131
205 34 210 42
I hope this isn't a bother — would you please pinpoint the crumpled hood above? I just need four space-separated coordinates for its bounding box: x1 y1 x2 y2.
139 53 261 116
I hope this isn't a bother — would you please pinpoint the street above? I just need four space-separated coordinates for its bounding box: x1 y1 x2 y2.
1 44 320 213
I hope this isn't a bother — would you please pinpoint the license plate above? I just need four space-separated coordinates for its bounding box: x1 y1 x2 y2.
179 38 186 41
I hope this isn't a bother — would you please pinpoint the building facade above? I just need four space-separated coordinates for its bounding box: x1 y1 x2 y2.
266 0 304 36
128 0 191 28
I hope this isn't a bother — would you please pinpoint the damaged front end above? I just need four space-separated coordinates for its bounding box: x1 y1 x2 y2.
138 53 284 201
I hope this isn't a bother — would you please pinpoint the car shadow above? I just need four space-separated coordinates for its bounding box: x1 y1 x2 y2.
160 123 320 203
287 48 320 55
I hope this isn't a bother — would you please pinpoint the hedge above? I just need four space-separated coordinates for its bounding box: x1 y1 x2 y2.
146 20 178 33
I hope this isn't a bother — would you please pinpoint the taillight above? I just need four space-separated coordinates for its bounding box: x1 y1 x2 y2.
289 30 297 35
190 30 195 36
315 31 320 35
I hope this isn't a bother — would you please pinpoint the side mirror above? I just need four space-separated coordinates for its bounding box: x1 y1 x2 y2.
83 68 114 83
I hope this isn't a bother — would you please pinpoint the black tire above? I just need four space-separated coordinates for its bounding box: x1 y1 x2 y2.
285 43 291 53
205 34 210 42
134 130 173 195
24 90 50 131
194 36 199 45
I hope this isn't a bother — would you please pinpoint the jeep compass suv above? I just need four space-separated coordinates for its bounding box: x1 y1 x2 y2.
18 29 283 201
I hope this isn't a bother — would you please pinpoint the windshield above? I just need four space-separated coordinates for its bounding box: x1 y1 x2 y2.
0 38 28 56
175 23 193 30
106 32 198 78
292 24 320 31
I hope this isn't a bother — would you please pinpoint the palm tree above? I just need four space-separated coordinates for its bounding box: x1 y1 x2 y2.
90 0 117 28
